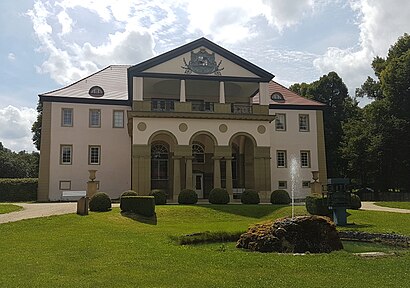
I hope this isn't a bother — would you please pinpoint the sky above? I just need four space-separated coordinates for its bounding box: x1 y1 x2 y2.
0 0 409 152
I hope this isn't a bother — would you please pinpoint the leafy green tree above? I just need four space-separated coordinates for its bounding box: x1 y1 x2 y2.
0 142 39 178
31 100 43 151
290 72 359 178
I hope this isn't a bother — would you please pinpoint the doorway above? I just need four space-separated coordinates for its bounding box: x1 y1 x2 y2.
193 173 204 198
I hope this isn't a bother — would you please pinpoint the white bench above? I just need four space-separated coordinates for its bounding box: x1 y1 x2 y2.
61 191 86 201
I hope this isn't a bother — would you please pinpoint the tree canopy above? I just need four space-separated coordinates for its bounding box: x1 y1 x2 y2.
0 142 39 178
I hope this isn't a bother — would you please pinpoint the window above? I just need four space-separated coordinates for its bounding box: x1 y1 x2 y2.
89 145 101 165
300 150 311 168
59 181 71 190
113 110 124 128
275 113 286 131
302 181 311 188
61 108 73 127
89 86 104 97
278 181 287 189
276 150 287 168
299 114 310 132
151 143 169 180
60 145 72 165
192 143 205 164
89 109 101 128
151 99 175 111
271 92 285 102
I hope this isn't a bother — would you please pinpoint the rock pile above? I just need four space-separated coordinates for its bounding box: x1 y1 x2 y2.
236 215 343 253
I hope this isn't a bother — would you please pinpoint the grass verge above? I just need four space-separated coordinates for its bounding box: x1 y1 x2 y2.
374 201 410 210
0 204 22 214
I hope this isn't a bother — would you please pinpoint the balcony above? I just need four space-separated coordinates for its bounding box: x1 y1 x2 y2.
191 101 214 112
231 103 252 114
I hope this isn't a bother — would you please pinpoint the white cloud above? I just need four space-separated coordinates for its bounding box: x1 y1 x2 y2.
8 53 16 61
313 0 410 98
0 106 37 152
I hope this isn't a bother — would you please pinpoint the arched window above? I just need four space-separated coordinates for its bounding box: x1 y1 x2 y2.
192 143 205 164
271 92 285 102
151 143 168 180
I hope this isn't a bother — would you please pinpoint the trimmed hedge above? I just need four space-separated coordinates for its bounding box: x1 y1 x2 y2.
150 189 167 205
208 188 230 204
0 178 37 202
120 190 138 198
350 194 362 210
120 196 155 217
305 194 331 216
89 192 111 212
178 189 198 204
241 189 260 204
270 189 291 204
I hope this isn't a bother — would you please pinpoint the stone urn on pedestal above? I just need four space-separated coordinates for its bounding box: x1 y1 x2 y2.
310 171 322 195
87 170 98 198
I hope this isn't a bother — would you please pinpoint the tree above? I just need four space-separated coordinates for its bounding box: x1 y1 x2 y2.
0 142 39 178
290 72 359 178
31 100 42 151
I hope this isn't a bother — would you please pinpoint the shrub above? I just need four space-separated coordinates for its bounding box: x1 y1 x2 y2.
0 178 37 202
89 192 111 212
270 190 291 204
350 193 362 210
178 189 198 204
305 194 331 216
150 189 167 205
241 189 260 204
120 196 155 217
208 188 230 204
120 190 138 198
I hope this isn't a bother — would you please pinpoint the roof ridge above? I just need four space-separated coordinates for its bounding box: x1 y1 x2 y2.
270 80 325 106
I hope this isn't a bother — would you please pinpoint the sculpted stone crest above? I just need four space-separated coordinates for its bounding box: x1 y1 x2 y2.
181 48 224 75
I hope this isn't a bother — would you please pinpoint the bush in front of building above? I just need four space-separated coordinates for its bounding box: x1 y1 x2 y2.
0 178 37 202
270 189 291 204
120 196 155 217
89 192 112 212
208 188 230 204
120 190 138 198
241 189 260 204
178 189 198 204
149 189 167 205
350 194 362 210
305 194 331 216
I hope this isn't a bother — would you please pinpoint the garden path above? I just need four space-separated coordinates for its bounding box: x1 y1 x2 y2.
361 202 410 214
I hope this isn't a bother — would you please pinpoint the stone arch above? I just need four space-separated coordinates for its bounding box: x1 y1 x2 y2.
189 130 218 146
148 130 178 152
228 131 257 147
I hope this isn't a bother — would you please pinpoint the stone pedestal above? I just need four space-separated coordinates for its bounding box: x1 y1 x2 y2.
87 181 98 198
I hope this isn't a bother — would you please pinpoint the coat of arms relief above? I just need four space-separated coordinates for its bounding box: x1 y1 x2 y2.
181 48 224 75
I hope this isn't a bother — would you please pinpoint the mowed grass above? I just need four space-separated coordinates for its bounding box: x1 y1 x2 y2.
375 201 410 210
0 205 409 288
0 204 22 214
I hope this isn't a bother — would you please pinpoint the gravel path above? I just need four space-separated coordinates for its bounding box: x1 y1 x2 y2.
361 201 410 214
0 202 77 224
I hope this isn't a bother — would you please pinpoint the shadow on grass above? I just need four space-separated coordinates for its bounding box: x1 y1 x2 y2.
120 211 157 225
200 204 288 219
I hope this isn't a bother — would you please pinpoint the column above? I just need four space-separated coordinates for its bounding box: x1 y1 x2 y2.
219 81 225 104
133 77 143 101
213 156 221 188
173 156 181 201
185 156 193 190
180 79 186 102
259 82 269 105
225 156 233 198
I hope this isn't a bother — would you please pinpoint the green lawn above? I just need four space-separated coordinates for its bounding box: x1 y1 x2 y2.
0 205 409 288
0 204 22 214
375 201 410 210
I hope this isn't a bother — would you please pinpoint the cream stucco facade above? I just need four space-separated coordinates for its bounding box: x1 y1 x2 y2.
38 38 326 202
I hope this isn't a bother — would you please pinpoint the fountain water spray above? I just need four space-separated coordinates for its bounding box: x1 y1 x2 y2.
290 156 300 219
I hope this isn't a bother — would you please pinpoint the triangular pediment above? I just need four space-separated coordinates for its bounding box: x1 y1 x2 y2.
128 38 274 81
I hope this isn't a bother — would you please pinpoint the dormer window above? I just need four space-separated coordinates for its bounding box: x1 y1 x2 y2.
271 92 285 102
89 86 104 97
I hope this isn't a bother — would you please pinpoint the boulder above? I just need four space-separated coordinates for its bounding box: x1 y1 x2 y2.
236 215 343 253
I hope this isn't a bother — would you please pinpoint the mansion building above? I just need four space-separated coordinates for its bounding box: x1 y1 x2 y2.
37 38 327 202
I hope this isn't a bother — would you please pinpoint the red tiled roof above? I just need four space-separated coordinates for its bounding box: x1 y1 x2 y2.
253 81 325 107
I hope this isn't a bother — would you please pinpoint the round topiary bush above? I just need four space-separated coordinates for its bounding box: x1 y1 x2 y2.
89 192 111 212
150 189 167 205
270 190 291 204
350 193 362 210
120 190 138 198
241 189 260 204
305 195 331 216
208 188 230 204
178 189 198 204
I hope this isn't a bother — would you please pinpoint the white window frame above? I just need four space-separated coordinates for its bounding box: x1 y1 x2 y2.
61 108 73 127
60 145 72 165
275 113 286 131
89 109 101 128
276 150 287 168
278 181 287 189
89 145 101 165
299 114 310 132
302 181 311 188
300 150 311 168
113 110 124 128
192 143 205 164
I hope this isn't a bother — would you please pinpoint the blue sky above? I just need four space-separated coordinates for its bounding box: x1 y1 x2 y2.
0 0 409 152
